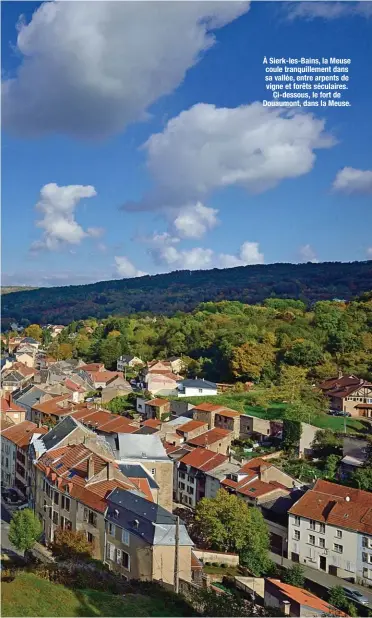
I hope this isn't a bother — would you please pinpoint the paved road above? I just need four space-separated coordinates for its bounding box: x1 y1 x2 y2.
270 551 372 606
1 500 24 558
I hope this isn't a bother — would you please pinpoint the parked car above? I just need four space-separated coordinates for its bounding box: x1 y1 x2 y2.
2 489 20 504
342 587 369 606
17 502 30 511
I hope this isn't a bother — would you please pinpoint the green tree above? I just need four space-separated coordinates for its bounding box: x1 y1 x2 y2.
311 429 342 458
98 337 121 369
328 586 358 616
283 564 305 587
191 587 279 617
352 466 372 490
276 366 309 403
324 454 341 480
195 490 271 575
23 324 43 341
282 419 302 453
9 509 43 552
231 341 274 381
42 328 52 346
284 340 323 368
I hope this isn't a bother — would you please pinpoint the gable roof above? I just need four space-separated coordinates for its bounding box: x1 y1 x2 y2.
180 447 227 472
266 579 347 616
70 407 137 434
116 433 169 460
1 420 47 448
1 396 24 413
181 378 217 389
289 479 372 534
146 398 169 407
187 428 232 447
319 374 372 398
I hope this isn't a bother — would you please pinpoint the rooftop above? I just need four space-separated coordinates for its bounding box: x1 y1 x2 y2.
187 428 232 447
116 433 169 461
1 420 47 448
146 398 169 407
181 378 217 389
180 447 227 472
266 579 347 616
289 479 372 535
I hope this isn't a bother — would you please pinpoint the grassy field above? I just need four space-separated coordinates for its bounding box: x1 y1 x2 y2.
1 572 196 617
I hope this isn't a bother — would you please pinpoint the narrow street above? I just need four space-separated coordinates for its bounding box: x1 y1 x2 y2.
1 499 24 559
270 551 372 607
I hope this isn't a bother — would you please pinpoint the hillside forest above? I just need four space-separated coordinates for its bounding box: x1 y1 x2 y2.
2 260 372 325
7 295 372 390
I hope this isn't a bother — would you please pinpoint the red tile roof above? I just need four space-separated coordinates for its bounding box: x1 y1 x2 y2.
70 408 137 434
142 418 162 428
12 362 37 377
80 363 105 372
289 479 372 535
193 403 222 412
1 420 47 448
266 579 347 616
187 428 232 447
64 379 86 393
319 374 372 399
176 420 208 434
0 396 24 413
33 395 72 416
89 371 121 384
146 398 169 407
238 457 272 474
180 447 227 472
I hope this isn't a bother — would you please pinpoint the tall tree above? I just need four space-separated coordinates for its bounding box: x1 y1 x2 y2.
9 509 43 553
23 324 43 341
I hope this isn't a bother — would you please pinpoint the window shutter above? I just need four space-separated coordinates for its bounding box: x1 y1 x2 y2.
116 549 122 564
363 553 368 563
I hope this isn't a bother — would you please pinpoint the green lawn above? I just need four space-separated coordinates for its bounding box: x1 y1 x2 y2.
1 572 196 617
244 404 366 433
203 565 240 576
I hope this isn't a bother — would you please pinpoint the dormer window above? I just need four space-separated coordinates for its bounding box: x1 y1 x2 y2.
114 509 120 519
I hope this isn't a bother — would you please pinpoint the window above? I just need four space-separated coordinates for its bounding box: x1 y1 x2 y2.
52 511 59 525
65 519 72 530
336 530 342 539
179 482 185 490
309 520 316 531
106 542 115 561
198 389 203 393
309 535 315 545
294 516 300 527
363 553 372 564
294 530 300 541
187 486 194 494
334 544 343 553
87 532 94 544
122 551 130 571
83 508 97 527
108 522 116 536
53 492 59 505
116 548 122 564
319 523 325 534
179 472 185 479
319 538 325 549
122 529 130 546
151 468 156 477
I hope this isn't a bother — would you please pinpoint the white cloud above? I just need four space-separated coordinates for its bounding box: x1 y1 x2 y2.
87 227 104 238
299 244 319 263
3 1 249 139
219 242 264 267
124 102 334 230
150 240 264 271
114 256 147 279
171 202 219 239
333 167 372 194
31 183 97 251
367 248 372 258
285 1 372 21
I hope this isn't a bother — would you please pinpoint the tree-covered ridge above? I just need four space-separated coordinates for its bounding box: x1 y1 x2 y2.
2 260 372 325
11 294 372 385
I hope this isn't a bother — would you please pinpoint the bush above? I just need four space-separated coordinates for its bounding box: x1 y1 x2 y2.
51 528 94 561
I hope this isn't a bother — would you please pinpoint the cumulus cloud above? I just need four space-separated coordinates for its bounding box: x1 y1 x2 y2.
284 1 372 21
3 1 249 139
114 256 147 279
31 183 98 251
171 202 219 239
333 167 372 194
219 242 264 267
123 102 334 235
87 227 104 238
150 240 264 271
299 244 319 263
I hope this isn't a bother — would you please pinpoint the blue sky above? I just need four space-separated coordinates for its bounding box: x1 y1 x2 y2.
2 1 372 287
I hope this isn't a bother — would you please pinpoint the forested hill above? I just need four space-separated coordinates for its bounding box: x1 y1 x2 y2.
2 261 372 326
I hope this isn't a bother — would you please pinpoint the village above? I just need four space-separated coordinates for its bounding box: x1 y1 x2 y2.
1 323 372 617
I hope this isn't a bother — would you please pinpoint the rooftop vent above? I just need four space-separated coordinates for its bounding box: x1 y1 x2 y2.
345 496 351 502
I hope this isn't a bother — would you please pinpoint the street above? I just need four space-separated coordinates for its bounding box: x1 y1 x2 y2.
1 499 24 559
270 551 372 607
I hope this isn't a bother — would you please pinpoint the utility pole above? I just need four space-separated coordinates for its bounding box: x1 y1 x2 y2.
174 516 180 594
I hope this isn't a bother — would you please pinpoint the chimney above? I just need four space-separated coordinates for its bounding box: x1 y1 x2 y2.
280 601 290 616
87 455 95 480
338 369 343 379
259 464 270 483
107 461 115 481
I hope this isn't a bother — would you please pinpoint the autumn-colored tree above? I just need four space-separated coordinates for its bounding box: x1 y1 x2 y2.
59 343 74 360
23 324 43 341
51 528 95 561
230 341 274 381
108 330 121 338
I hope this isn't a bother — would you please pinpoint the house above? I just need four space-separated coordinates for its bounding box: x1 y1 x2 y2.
14 350 35 368
13 385 51 421
145 372 181 396
1 421 47 492
79 363 105 373
264 579 346 617
1 393 26 425
260 489 305 558
105 488 193 584
240 415 283 441
88 371 124 390
187 428 233 455
299 423 320 459
288 479 372 585
32 395 73 425
34 443 146 558
47 324 65 338
167 357 184 374
70 405 139 437
116 355 143 372
221 457 296 506
176 448 228 507
192 403 241 438
204 460 242 499
177 378 217 397
143 398 171 420
110 433 174 512
1 364 36 393
100 383 133 404
319 374 372 418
